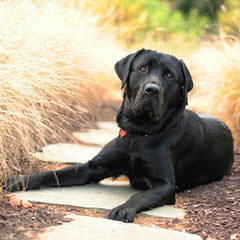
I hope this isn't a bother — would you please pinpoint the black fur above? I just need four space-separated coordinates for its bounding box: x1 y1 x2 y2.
5 49 234 223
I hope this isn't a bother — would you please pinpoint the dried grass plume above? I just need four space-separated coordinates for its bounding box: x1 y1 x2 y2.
0 0 124 185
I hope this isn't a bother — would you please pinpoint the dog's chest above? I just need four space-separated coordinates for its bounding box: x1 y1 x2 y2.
127 133 164 155
125 135 162 189
126 132 175 165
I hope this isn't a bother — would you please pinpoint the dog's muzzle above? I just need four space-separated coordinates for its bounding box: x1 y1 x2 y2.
131 82 163 121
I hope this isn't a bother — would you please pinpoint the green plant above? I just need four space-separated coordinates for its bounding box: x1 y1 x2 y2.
92 0 211 43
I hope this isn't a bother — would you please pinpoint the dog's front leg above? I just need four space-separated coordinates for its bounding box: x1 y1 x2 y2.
5 138 128 192
108 149 176 223
108 179 175 223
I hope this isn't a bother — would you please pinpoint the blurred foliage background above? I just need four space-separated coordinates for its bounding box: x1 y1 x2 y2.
83 0 228 45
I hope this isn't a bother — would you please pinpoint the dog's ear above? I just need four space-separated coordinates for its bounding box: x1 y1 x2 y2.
179 59 193 105
115 49 145 89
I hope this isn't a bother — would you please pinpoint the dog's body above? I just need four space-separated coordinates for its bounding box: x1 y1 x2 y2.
6 49 234 223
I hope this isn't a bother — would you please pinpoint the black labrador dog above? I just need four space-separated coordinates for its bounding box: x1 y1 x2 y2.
6 49 234 223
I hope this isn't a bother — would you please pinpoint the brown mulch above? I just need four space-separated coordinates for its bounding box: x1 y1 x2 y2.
0 153 240 240
0 198 71 240
173 152 240 240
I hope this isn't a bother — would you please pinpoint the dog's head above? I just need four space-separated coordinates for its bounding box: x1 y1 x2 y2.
115 49 193 123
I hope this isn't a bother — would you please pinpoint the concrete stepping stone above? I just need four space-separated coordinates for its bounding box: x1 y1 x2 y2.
15 181 185 219
97 121 119 133
38 215 202 240
73 129 118 146
73 121 119 146
33 143 101 164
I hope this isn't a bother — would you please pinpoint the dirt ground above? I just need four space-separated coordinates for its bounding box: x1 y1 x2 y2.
0 152 239 240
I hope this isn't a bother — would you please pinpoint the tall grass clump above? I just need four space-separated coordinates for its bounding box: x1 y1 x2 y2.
0 0 124 189
187 39 240 148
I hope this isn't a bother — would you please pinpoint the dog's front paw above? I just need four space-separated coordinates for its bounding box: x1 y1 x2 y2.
107 204 136 223
3 175 26 192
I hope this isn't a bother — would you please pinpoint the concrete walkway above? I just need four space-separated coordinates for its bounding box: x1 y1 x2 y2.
33 121 117 163
73 121 119 146
25 121 201 240
39 215 202 240
15 181 185 219
33 143 101 164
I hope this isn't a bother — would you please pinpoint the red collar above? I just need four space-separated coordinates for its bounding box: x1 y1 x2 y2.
120 129 127 138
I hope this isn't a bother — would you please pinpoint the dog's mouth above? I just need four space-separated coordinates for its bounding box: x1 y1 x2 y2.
132 107 161 121
130 86 164 121
131 95 164 121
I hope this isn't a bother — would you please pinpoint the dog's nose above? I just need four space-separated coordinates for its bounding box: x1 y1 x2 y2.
144 83 160 97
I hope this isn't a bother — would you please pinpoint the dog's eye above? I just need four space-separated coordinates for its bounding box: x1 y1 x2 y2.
139 66 147 73
165 72 174 79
